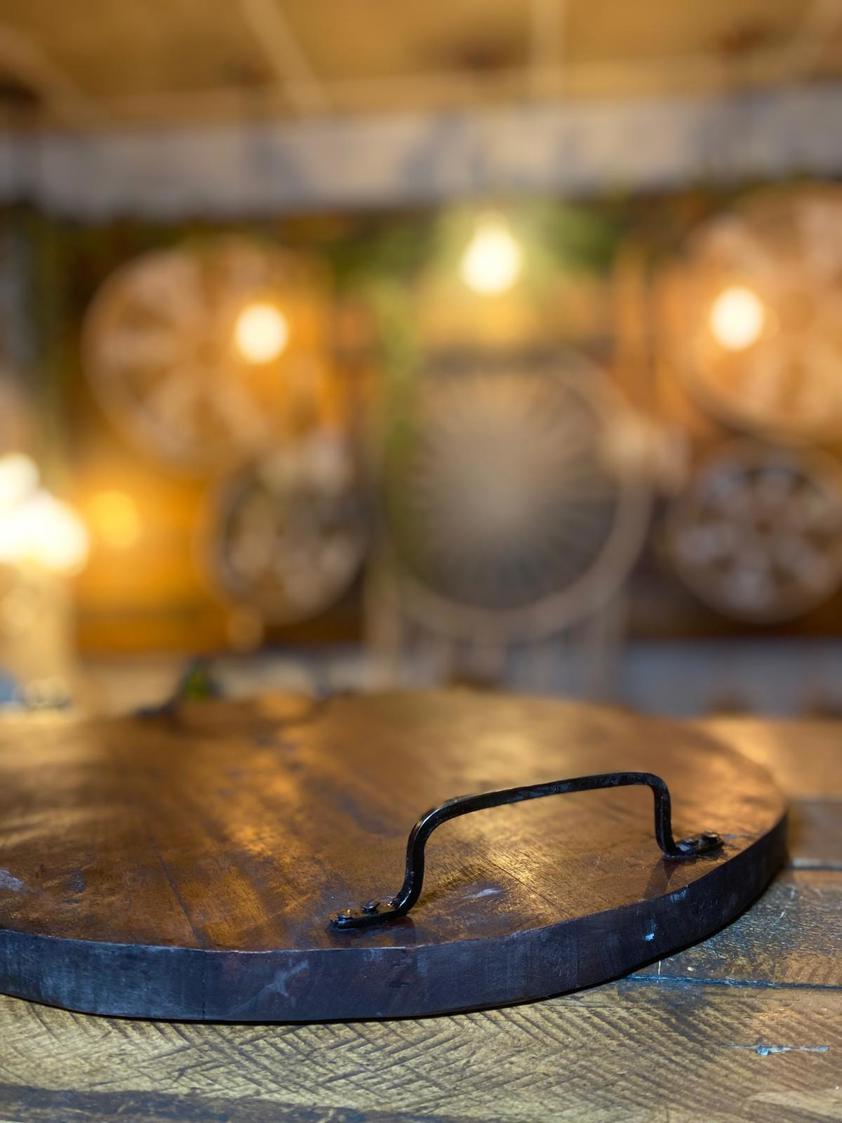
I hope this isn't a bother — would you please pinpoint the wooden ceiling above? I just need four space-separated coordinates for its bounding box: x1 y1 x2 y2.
0 0 840 128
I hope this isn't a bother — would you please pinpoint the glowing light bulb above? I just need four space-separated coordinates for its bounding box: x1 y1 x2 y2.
89 489 141 550
460 214 522 295
234 302 290 363
709 286 765 351
0 490 89 573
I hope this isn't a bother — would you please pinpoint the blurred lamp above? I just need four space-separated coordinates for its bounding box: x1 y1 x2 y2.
0 454 89 573
0 453 38 512
234 301 290 363
460 214 522 295
709 286 765 351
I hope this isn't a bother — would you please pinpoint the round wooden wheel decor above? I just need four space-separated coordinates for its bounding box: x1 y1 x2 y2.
668 441 842 622
659 186 842 442
208 434 368 625
83 237 332 474
0 692 785 1022
380 357 651 642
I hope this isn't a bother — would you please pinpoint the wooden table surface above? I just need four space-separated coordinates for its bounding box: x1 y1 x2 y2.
0 711 839 1123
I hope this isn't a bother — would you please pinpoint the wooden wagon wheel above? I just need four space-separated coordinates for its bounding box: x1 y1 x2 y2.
207 433 368 625
661 186 842 442
83 237 330 474
380 355 651 642
667 440 842 622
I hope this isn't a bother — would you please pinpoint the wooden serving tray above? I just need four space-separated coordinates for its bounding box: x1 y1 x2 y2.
0 691 786 1021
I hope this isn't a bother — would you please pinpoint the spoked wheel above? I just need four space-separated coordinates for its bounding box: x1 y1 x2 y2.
668 441 842 622
660 186 842 442
83 237 330 473
209 434 368 625
381 355 651 642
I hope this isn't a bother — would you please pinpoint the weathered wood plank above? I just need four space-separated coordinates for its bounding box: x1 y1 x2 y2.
0 1087 465 1123
701 718 842 868
701 718 842 800
633 869 842 988
787 800 842 870
0 986 838 1122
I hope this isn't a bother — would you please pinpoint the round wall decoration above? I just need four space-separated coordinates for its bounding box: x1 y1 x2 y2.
208 433 368 624
667 440 842 622
380 355 651 641
83 237 331 473
660 186 842 441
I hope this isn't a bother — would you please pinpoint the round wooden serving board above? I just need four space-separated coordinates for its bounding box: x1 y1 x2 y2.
0 691 786 1021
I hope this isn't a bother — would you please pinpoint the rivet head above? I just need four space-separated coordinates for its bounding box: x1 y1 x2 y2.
362 900 381 914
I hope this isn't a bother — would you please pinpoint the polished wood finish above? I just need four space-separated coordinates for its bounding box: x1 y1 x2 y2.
0 692 785 1020
0 705 838 1120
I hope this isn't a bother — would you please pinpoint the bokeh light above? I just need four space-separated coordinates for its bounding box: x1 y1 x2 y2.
709 285 765 351
0 453 38 512
459 214 522 295
89 490 142 550
0 489 89 573
0 453 88 573
234 301 290 363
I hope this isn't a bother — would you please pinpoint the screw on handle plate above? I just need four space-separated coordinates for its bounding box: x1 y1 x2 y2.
331 771 723 930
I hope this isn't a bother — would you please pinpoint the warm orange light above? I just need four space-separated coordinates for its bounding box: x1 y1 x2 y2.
0 491 89 573
0 454 89 573
234 302 290 363
460 214 523 295
0 453 38 511
89 490 142 550
709 286 765 351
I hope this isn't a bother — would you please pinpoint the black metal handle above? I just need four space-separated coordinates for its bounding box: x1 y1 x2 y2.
331 771 722 929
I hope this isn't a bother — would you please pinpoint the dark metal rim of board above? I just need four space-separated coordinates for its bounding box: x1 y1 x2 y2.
0 816 787 1023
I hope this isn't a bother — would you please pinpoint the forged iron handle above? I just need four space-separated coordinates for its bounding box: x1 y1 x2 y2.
331 771 723 929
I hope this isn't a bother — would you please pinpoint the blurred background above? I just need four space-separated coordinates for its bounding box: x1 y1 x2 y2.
2 0 842 717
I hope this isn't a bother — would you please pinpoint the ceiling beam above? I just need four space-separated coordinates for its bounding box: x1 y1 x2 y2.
237 0 329 115
0 22 100 126
5 84 842 218
783 0 842 79
36 34 842 128
529 0 567 95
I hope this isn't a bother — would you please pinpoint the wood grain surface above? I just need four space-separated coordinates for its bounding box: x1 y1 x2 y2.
0 692 785 1020
0 699 838 1121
